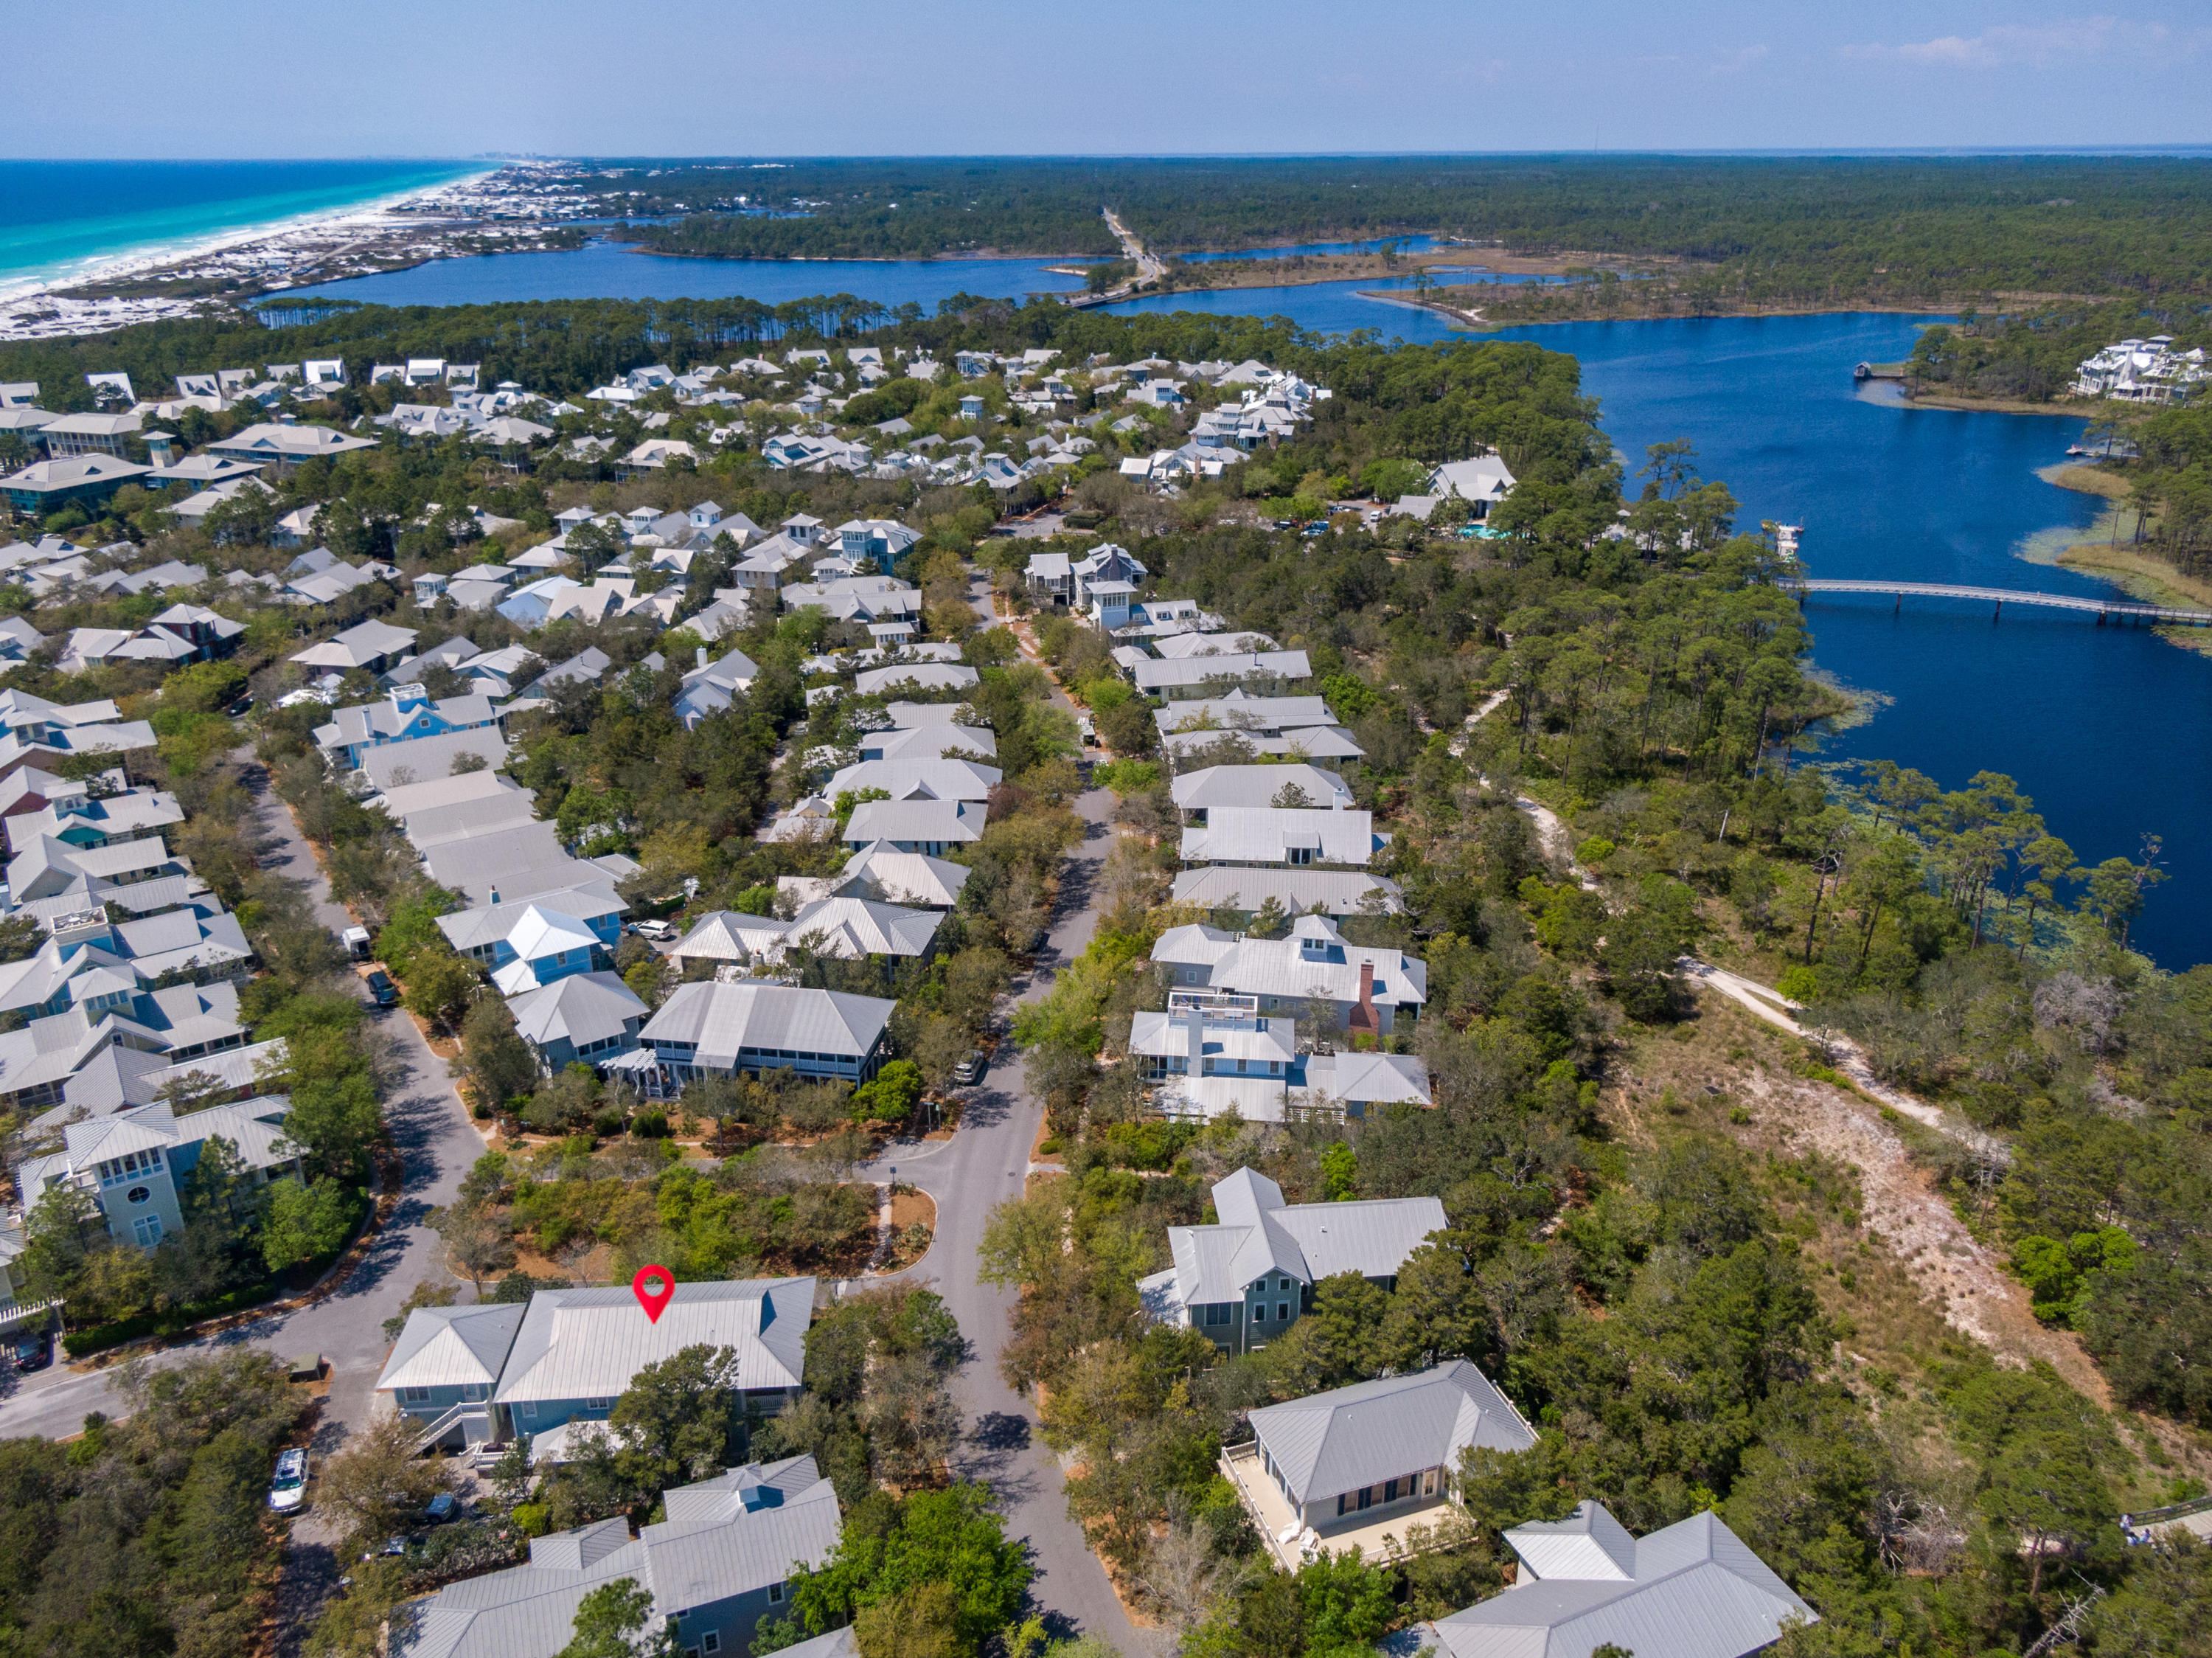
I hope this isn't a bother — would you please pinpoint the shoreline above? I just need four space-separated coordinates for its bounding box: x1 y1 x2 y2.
0 166 498 305
2034 467 2212 651
1374 289 1961 332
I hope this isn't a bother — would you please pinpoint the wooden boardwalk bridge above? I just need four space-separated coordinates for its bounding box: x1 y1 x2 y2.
1786 578 2212 628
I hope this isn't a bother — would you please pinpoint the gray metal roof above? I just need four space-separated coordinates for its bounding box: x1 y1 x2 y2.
1169 865 1402 917
1164 1168 1445 1306
506 971 647 1050
360 729 509 791
1132 650 1312 692
375 1303 527 1392
494 1277 813 1404
642 1459 841 1616
1171 763 1352 814
1180 806 1378 868
1422 1504 1815 1658
1248 1361 1537 1505
641 981 894 1066
394 1457 844 1658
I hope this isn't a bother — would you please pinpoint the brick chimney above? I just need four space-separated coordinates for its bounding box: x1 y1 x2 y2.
1348 962 1380 1040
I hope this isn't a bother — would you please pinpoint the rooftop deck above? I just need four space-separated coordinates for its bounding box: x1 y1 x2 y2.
1220 1441 1466 1570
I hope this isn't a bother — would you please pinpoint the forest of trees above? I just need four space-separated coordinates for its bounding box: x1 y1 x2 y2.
589 155 2212 306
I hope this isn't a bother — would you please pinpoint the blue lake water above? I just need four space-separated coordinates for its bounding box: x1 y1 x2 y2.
0 160 481 291
275 245 2212 963
288 240 1091 309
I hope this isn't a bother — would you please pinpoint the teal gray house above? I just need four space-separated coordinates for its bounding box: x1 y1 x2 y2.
376 1277 813 1452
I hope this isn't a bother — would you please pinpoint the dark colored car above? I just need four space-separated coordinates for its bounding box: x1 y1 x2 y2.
424 1492 463 1524
9 1330 50 1372
364 970 400 1007
951 1050 987 1086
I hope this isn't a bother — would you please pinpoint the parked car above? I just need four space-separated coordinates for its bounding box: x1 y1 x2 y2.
627 918 677 942
364 969 399 1007
424 1491 463 1524
341 925 372 960
952 1050 987 1086
267 1447 308 1513
8 1329 50 1372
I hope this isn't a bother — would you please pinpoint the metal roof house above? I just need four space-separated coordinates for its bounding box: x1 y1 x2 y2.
1415 1502 1816 1658
316 684 504 771
378 1277 815 1453
1132 650 1312 698
777 841 970 911
1170 763 1353 819
1129 992 1430 1123
668 898 942 969
1152 913 1426 1035
505 971 649 1073
850 662 978 698
1427 451 1517 521
390 1454 841 1658
1138 1167 1445 1354
289 618 417 676
1168 866 1402 920
14 1095 300 1252
840 796 984 857
1225 1362 1537 1569
823 757 1001 804
640 982 896 1089
1180 805 1384 870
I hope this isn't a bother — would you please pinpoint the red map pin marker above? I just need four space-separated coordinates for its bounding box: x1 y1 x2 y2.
631 1265 675 1325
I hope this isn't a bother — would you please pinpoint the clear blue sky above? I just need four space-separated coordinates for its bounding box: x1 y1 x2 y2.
15 0 2211 157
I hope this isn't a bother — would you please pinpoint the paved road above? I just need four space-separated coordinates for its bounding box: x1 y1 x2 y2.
840 572 1147 1649
855 779 1139 1651
0 749 485 1646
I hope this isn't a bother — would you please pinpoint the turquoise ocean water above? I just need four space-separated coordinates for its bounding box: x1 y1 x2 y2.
0 160 481 291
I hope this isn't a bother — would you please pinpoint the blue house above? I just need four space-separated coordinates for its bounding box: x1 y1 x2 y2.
378 1277 813 1450
313 684 504 772
437 887 626 971
489 904 608 994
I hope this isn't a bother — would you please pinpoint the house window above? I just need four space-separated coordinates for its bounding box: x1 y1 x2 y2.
1424 1469 1439 1496
1385 1479 1399 1502
1338 1493 1348 1516
585 1397 616 1412
462 1384 488 1403
1357 1486 1374 1510
1278 1302 1290 1322
703 1634 721 1655
126 1185 150 1204
1204 1305 1230 1326
132 1215 163 1246
1251 1303 1266 1324
520 1401 538 1421
403 1386 431 1404
767 1582 785 1604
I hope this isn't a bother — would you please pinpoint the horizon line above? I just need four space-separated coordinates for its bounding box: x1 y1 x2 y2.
7 146 2212 164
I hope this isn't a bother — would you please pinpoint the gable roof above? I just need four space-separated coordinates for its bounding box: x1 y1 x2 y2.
641 981 895 1066
1163 1166 1445 1305
1422 1503 1816 1658
1248 1361 1537 1505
